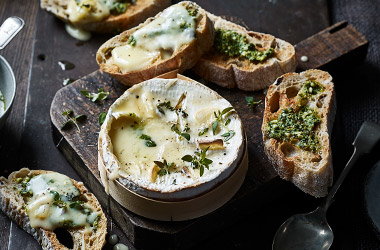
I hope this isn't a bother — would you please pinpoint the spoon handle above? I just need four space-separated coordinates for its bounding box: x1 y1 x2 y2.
0 17 24 50
323 122 380 210
323 147 360 210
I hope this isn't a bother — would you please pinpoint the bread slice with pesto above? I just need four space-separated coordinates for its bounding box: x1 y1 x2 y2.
40 0 171 33
0 168 107 250
192 13 296 91
96 1 214 86
262 69 335 197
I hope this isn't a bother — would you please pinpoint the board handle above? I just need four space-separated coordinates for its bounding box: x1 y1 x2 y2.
295 21 368 71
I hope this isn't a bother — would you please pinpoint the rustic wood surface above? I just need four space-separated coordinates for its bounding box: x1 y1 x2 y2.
295 21 368 71
4 0 378 249
49 18 368 248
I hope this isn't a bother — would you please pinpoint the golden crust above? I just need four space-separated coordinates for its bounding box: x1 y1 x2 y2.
261 69 335 197
96 1 215 86
192 13 296 91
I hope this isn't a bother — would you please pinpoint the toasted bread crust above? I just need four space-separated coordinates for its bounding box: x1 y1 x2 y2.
96 1 215 86
262 70 336 197
40 0 171 33
192 13 296 91
0 169 107 250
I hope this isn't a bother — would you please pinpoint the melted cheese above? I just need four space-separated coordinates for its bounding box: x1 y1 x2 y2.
24 173 99 231
110 4 196 73
67 0 110 23
101 79 244 192
65 24 92 41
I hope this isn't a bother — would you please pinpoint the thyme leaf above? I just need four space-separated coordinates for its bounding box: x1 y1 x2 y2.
245 96 262 108
61 110 87 132
154 160 175 176
181 147 213 176
139 134 157 147
221 130 236 141
99 112 107 126
80 88 109 103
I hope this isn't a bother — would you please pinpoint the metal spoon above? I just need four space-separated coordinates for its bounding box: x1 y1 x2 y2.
272 121 380 250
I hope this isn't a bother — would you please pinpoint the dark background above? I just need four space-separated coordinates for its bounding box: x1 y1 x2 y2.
0 0 380 249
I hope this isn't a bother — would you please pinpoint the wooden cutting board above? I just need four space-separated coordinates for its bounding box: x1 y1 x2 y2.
43 1 365 249
49 22 366 249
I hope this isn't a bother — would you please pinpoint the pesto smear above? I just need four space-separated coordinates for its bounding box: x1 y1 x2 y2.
299 80 325 100
266 80 325 152
267 107 321 152
214 29 274 62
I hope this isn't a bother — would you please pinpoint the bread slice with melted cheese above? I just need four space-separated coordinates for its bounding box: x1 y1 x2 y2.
262 69 335 197
192 13 296 91
40 0 171 33
0 168 107 250
96 1 214 85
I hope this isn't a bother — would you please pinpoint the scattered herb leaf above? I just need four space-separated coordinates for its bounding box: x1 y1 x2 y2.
245 96 262 109
181 147 213 176
198 127 209 136
61 110 87 131
171 124 190 141
62 78 75 86
99 112 107 125
221 130 236 141
140 134 157 147
154 159 176 176
80 88 109 103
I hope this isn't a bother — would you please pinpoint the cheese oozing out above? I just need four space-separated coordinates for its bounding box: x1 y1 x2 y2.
110 4 196 73
67 0 111 23
21 173 99 231
101 79 244 193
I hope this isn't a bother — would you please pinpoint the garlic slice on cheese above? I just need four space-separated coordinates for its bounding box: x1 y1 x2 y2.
100 77 244 193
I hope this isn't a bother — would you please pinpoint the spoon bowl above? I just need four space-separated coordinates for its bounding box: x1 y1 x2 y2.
272 207 333 250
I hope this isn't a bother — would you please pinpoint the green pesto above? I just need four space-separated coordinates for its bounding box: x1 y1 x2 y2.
109 0 136 15
299 80 325 99
266 106 321 152
186 5 198 17
214 29 274 62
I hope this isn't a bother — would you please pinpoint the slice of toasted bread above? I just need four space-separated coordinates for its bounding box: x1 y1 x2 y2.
96 1 214 86
262 69 335 197
0 168 107 249
40 0 171 33
192 13 296 91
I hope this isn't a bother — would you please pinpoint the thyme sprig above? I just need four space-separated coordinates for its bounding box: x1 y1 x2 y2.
171 124 190 141
182 147 213 176
154 160 176 176
245 96 262 109
212 107 235 135
61 110 87 131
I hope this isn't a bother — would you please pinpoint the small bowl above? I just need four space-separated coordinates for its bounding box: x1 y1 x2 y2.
0 55 16 130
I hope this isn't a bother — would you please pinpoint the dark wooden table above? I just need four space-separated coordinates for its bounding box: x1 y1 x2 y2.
1 0 380 249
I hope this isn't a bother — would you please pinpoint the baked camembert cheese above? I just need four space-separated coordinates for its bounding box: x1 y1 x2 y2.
99 76 245 194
